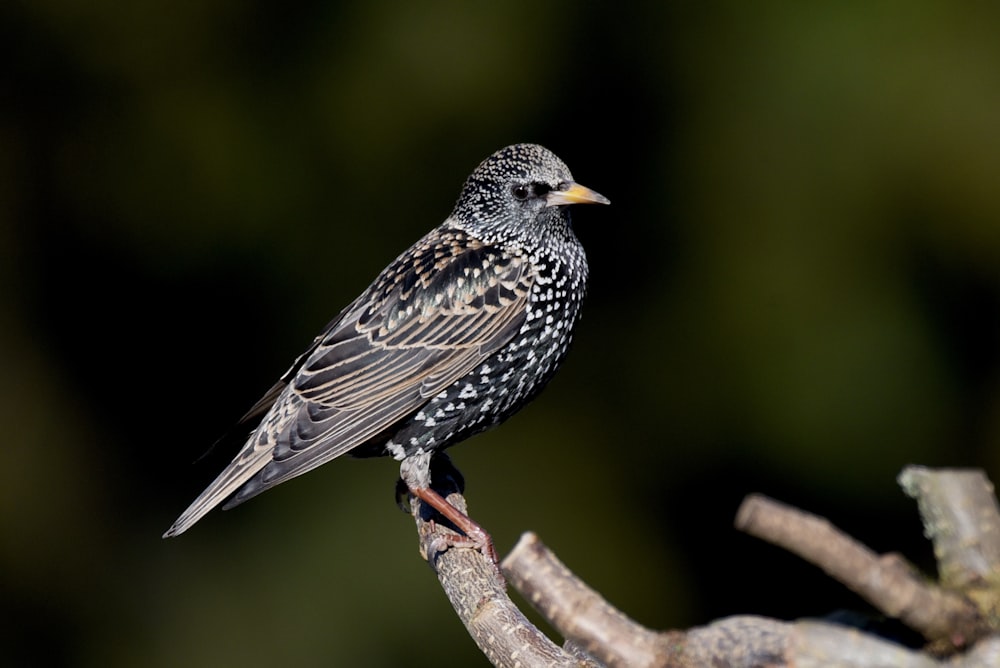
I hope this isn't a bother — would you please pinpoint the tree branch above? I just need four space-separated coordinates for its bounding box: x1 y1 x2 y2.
500 533 968 667
408 464 1000 667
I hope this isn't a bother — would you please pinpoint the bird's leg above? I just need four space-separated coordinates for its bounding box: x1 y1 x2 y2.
399 450 499 566
406 483 499 565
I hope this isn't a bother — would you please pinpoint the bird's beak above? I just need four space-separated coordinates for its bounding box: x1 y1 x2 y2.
546 182 611 208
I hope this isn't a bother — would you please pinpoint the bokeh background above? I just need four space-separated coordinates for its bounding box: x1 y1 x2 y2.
4 2 1000 666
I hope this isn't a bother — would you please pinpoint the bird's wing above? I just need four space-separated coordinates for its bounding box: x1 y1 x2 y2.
164 227 530 536
227 293 369 428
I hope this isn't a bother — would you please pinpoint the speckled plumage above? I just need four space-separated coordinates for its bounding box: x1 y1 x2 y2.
164 144 609 542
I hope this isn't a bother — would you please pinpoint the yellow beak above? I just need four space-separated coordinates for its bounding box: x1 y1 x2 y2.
545 182 611 207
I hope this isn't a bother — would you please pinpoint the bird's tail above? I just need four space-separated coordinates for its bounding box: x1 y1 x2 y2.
162 443 272 537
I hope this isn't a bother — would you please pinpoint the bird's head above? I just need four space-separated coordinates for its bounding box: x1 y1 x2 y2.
450 144 609 245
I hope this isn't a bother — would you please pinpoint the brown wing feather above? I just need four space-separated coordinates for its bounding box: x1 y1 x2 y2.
163 227 531 536
240 236 530 492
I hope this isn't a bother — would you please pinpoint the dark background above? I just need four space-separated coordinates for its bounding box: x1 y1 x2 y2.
4 2 999 666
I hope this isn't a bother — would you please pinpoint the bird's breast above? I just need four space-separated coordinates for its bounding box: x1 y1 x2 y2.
381 249 587 459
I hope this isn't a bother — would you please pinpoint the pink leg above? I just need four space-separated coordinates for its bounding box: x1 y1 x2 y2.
408 484 499 566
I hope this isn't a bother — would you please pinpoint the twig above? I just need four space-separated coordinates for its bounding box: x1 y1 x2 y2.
502 532 670 667
898 466 1000 591
735 494 983 649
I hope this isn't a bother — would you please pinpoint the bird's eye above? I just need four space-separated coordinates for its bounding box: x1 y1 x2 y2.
511 184 529 201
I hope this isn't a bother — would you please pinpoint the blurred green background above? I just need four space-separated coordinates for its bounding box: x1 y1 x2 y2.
3 2 1000 666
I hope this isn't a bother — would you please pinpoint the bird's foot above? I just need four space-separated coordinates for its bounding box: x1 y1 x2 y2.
399 451 504 583
410 485 504 585
426 517 499 566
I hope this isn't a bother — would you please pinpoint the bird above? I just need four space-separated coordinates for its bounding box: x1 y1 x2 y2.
163 143 609 562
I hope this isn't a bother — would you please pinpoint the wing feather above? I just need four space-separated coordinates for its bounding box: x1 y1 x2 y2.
163 226 531 536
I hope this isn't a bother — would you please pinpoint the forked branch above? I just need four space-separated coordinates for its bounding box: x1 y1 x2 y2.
408 464 1000 667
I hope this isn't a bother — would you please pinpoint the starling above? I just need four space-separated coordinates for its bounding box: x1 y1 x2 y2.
163 144 609 561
